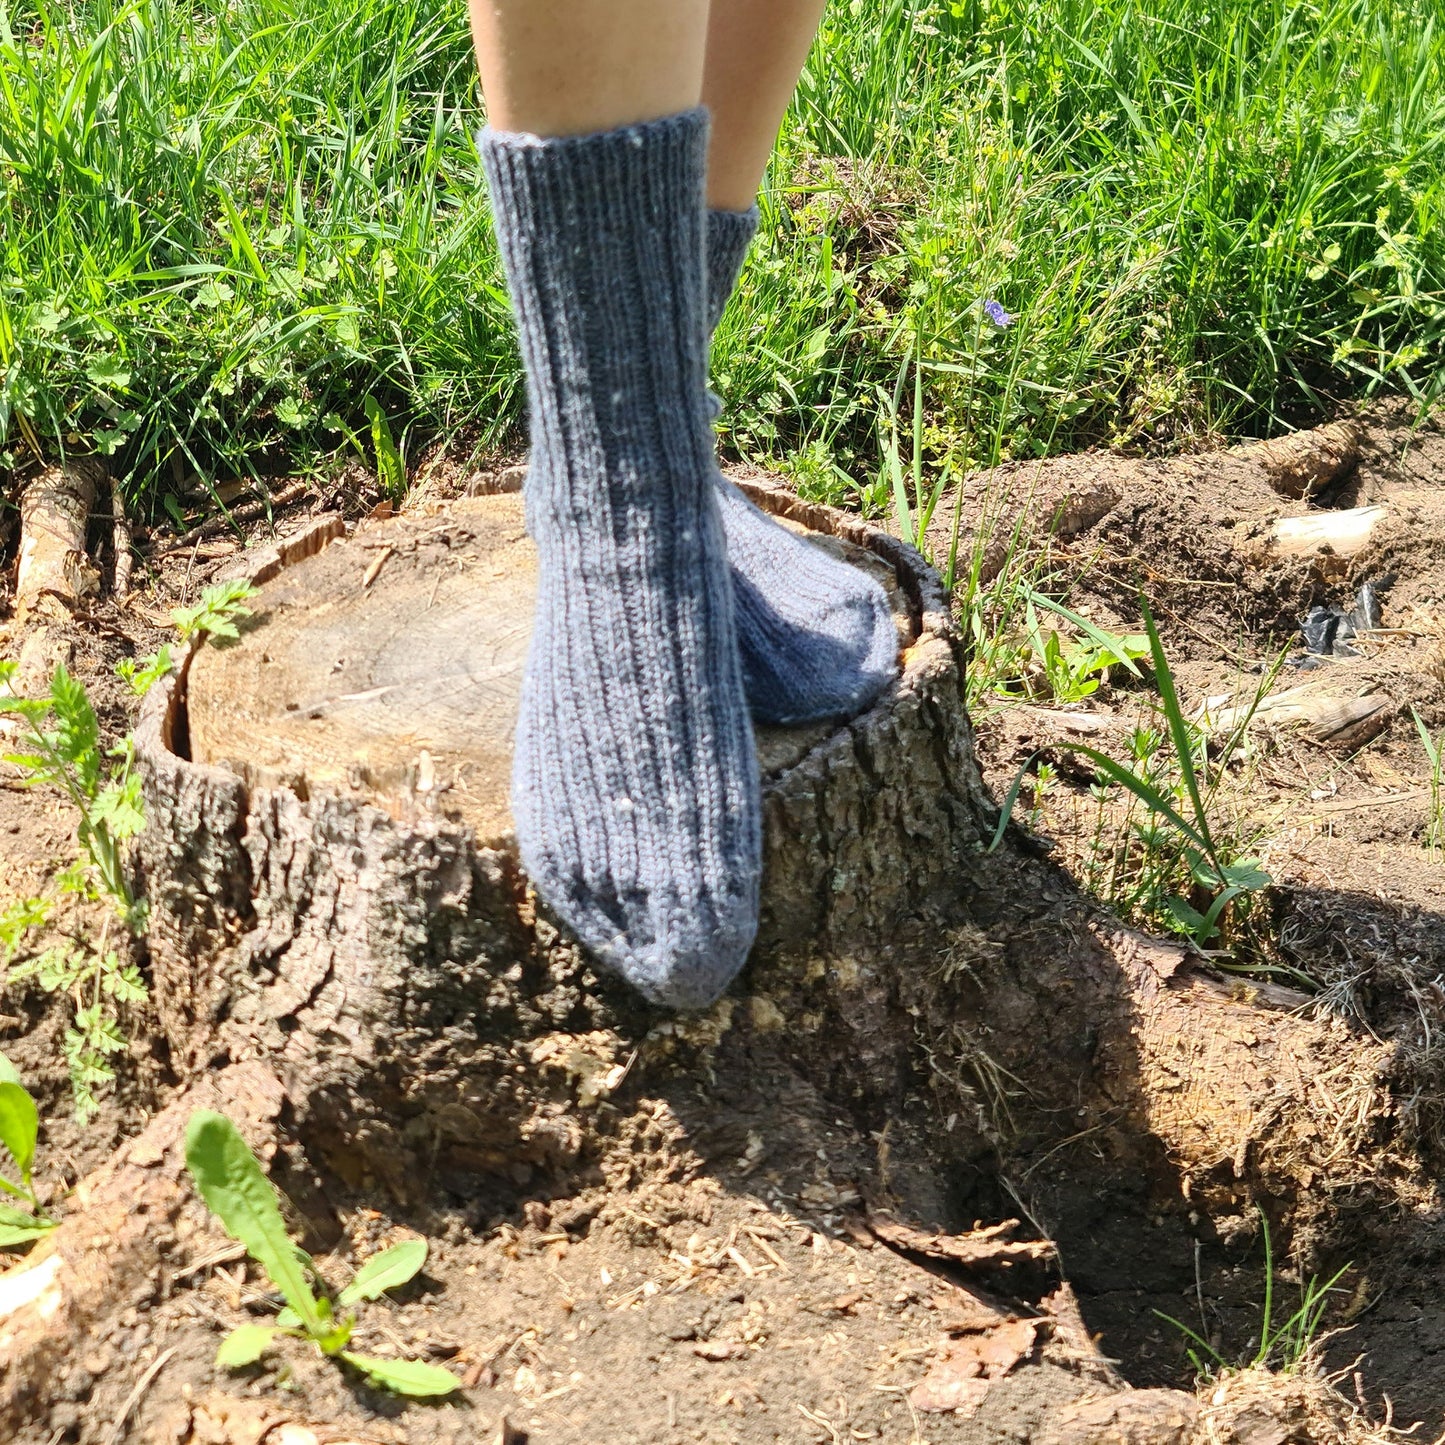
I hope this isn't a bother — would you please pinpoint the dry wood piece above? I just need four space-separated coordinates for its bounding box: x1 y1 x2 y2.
1232 418 1363 499
1259 503 1388 564
1203 678 1393 748
152 479 312 557
864 1211 1055 1273
111 480 134 600
13 456 105 621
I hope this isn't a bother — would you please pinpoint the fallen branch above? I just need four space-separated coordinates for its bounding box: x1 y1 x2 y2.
863 1210 1055 1274
150 480 311 558
1202 678 1393 748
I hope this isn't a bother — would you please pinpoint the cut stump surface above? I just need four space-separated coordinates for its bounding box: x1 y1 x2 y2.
185 489 915 838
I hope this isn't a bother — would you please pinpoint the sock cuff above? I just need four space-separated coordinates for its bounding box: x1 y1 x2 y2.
705 204 760 332
477 107 714 516
478 108 710 249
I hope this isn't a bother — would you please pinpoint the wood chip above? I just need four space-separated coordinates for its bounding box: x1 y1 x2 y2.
692 1340 748 1361
362 545 394 589
864 1210 1055 1271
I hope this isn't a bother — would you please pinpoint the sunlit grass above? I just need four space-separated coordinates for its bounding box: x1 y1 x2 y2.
1 0 1441 517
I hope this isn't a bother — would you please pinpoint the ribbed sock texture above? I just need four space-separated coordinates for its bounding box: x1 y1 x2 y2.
480 112 760 1009
705 205 761 332
705 207 899 725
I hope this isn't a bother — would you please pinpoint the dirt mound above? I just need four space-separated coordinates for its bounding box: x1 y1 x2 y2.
921 402 1445 1428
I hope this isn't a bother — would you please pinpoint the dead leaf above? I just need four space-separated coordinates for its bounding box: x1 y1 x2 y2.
909 1318 1039 1416
1037 1387 1199 1445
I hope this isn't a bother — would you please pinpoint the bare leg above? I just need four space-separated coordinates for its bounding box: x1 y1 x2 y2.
702 0 829 209
468 0 708 136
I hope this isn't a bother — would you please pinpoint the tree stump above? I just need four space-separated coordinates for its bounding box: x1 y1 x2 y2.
134 479 989 1196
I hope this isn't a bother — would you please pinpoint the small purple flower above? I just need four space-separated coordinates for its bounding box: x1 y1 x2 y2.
983 298 1013 328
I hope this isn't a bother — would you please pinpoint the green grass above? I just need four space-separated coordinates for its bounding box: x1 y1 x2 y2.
1 0 1442 516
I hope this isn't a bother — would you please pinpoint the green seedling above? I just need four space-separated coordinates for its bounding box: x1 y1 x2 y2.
120 579 258 701
169 578 259 647
0 662 144 927
0 1053 57 1250
363 396 407 501
990 598 1275 952
1019 597 1149 704
115 645 174 698
184 1111 457 1397
1411 707 1444 859
0 579 258 1122
1157 1210 1350 1376
0 663 150 1120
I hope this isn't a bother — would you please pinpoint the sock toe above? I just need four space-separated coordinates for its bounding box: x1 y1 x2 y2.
722 484 901 726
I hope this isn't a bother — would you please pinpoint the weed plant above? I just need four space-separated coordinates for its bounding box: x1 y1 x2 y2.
0 1053 55 1250
1 0 1441 512
0 580 256 1120
991 601 1279 958
185 1111 457 1396
1158 1210 1350 1377
1410 706 1444 858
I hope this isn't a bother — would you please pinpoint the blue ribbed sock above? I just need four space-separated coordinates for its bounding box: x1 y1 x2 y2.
706 207 898 726
479 112 760 1009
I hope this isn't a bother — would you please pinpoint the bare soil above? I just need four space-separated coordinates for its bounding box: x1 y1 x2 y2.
3 412 1445 1443
921 401 1445 1431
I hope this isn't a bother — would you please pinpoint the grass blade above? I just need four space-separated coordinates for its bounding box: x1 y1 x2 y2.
1140 597 1217 861
1024 589 1145 678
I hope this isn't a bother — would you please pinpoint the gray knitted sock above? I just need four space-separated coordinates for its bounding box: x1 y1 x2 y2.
480 112 760 1009
706 206 899 726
